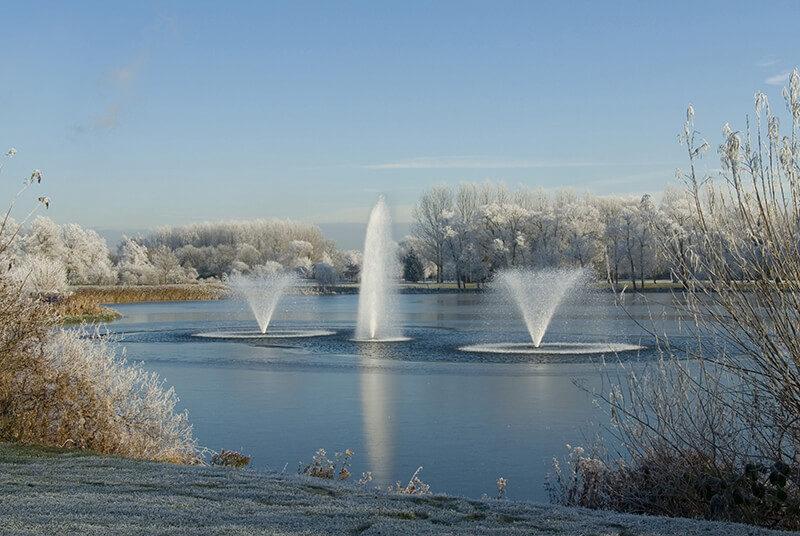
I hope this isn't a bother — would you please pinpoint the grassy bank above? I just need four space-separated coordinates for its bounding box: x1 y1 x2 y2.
0 442 786 536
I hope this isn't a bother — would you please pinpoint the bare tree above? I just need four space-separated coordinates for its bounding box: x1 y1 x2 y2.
412 184 453 283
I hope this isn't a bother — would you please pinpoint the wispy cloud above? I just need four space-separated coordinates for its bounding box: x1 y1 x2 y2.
102 54 148 89
766 71 791 86
759 57 779 68
71 54 148 137
93 103 120 129
363 156 609 170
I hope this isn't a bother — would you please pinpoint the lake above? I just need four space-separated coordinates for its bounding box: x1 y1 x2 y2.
105 290 682 503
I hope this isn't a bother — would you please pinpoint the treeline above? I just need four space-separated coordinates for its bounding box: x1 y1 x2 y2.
405 181 698 289
2 183 715 293
143 219 358 282
0 217 362 292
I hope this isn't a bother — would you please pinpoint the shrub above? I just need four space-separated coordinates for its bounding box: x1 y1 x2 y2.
0 322 200 464
0 147 199 464
211 449 250 468
550 69 800 530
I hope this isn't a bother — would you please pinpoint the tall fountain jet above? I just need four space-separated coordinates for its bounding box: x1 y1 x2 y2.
355 196 403 341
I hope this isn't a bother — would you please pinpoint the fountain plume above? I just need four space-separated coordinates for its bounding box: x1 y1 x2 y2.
355 197 402 341
497 268 589 347
230 272 297 334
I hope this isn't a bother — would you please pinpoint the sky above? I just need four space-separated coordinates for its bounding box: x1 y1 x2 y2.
3 0 800 247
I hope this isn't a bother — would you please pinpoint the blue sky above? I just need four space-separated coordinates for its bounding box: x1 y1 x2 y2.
3 0 800 244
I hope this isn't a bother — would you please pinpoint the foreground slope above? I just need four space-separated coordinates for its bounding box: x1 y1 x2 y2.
0 444 788 535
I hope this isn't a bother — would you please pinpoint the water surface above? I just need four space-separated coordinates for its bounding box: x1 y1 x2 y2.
106 291 681 502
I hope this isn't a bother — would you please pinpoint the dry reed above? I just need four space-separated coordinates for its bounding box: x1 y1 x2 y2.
551 69 800 530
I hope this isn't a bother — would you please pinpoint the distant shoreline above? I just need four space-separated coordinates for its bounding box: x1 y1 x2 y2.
65 279 682 307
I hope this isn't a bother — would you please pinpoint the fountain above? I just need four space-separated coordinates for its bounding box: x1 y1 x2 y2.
500 268 588 347
195 272 334 339
232 272 298 333
354 197 407 342
461 268 643 354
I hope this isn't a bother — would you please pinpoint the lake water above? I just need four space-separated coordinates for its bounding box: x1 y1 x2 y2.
105 290 683 503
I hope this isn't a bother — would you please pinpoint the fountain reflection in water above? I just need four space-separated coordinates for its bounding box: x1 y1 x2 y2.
354 197 407 342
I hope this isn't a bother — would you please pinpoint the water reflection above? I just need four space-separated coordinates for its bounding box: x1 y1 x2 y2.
358 355 395 485
106 292 673 502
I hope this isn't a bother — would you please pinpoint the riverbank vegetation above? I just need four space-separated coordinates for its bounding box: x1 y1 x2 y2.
549 69 800 530
0 149 200 464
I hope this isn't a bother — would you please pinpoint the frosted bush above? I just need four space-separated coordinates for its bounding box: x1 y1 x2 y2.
551 69 800 530
0 276 198 463
0 148 198 464
0 322 199 463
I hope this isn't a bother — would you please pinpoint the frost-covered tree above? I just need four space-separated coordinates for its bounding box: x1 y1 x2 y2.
634 194 660 285
561 198 602 269
283 240 314 276
5 255 68 294
235 243 262 270
15 217 115 286
21 216 66 261
60 223 116 285
151 246 188 284
117 236 157 285
477 201 531 270
413 184 453 283
313 262 337 289
406 180 708 284
146 219 338 279
655 183 698 282
335 249 362 282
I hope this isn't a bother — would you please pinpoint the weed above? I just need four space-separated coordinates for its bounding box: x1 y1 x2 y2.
211 449 250 468
299 448 354 481
496 477 508 499
393 466 431 495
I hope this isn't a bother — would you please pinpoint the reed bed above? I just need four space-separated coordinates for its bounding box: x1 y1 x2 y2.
69 282 229 304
